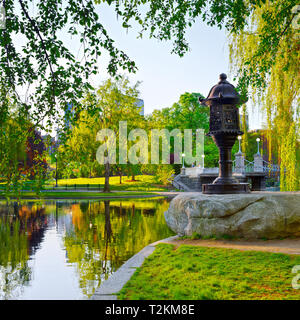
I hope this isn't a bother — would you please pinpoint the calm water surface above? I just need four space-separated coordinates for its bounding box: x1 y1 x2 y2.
0 198 173 300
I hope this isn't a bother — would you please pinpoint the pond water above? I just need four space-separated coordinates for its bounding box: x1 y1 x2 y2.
0 198 173 300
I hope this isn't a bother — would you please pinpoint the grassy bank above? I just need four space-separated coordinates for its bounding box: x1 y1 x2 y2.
0 175 171 195
0 175 176 199
118 244 300 300
48 175 168 191
0 191 158 200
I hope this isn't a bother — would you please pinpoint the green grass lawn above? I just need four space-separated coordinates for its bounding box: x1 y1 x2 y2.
0 175 169 196
118 244 300 300
47 175 168 191
0 190 158 199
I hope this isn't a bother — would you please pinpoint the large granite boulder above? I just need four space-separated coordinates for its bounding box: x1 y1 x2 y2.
164 192 300 239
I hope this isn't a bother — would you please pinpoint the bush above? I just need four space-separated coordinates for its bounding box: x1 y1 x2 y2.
154 165 175 185
79 164 89 178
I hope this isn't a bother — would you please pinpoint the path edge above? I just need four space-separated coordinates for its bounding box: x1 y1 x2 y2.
91 235 179 300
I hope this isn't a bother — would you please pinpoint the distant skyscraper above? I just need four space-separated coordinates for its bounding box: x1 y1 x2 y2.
136 99 144 116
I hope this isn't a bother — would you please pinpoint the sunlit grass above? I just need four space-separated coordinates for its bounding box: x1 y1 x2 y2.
0 175 170 193
52 175 167 191
118 244 300 300
0 191 157 199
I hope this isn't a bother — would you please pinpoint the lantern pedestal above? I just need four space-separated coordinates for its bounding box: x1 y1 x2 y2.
202 133 250 194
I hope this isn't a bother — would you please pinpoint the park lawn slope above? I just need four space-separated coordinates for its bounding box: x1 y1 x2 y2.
0 191 157 200
118 244 300 300
54 175 168 191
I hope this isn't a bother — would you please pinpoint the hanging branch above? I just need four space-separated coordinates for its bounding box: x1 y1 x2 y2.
18 0 56 105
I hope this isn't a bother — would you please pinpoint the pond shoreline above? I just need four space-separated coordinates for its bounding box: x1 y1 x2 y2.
0 191 181 201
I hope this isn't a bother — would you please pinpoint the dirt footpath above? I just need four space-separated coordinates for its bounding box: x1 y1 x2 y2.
160 238 300 255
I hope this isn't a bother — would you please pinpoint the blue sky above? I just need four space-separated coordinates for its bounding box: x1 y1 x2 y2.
96 4 230 112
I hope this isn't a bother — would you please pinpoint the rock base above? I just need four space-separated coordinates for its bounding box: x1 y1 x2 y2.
164 192 300 239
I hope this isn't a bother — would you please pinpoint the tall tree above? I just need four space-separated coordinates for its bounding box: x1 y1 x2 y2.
147 92 219 167
229 0 300 190
85 77 143 192
60 110 102 178
0 96 47 196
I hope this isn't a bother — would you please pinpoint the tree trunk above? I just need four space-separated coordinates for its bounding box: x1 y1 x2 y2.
119 172 122 184
103 162 110 192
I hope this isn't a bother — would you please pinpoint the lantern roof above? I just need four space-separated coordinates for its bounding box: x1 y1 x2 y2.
200 74 245 106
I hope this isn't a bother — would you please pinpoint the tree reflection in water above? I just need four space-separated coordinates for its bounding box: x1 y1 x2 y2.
0 202 47 299
0 199 173 299
64 198 173 297
103 200 112 274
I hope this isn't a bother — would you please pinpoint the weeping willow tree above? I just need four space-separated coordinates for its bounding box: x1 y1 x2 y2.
229 0 300 191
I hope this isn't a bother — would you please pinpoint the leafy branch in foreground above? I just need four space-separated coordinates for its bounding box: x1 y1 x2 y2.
98 0 256 56
1 0 297 129
0 0 137 130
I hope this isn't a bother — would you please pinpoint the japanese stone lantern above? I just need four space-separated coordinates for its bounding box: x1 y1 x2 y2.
199 73 250 194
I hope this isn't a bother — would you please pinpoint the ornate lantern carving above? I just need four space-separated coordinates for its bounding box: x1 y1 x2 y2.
199 73 250 194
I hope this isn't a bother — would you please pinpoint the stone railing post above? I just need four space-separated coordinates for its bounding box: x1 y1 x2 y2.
234 151 245 174
180 167 186 176
254 153 264 172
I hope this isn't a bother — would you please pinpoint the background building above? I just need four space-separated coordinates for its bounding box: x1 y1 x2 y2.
136 99 144 116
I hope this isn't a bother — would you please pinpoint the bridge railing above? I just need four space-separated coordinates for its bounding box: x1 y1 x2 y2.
232 159 280 174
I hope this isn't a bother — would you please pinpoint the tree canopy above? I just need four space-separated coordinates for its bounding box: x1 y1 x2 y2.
59 76 143 190
2 0 297 129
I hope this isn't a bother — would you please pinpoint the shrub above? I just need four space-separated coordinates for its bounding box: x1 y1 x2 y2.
154 165 175 185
